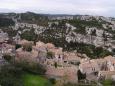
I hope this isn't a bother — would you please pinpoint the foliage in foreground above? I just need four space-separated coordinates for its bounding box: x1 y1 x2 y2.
101 79 115 86
23 73 52 86
0 65 23 86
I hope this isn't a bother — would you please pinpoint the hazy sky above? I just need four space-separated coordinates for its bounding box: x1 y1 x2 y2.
0 0 115 17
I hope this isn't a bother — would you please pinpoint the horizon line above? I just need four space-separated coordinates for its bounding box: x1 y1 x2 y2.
0 11 113 18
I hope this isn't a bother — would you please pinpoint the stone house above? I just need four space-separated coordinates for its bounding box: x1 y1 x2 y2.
1 43 15 55
104 56 115 71
16 48 38 62
63 52 81 65
79 60 100 74
46 66 78 83
0 31 9 43
98 71 115 80
17 39 34 45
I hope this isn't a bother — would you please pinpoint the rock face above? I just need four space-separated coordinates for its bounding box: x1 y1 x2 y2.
1 12 115 53
0 31 9 43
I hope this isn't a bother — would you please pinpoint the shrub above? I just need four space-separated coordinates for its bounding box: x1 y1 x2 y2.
3 54 13 61
15 44 22 49
0 65 23 86
49 78 56 85
47 51 54 59
22 44 32 52
16 60 46 75
54 62 58 68
77 70 86 81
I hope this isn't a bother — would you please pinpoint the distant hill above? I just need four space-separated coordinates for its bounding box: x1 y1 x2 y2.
0 12 115 58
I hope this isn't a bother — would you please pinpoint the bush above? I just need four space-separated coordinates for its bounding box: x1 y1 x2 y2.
22 44 32 52
54 62 58 68
0 65 23 86
47 51 54 59
77 70 86 81
21 29 37 41
0 17 15 27
15 44 22 49
16 60 46 75
3 54 13 61
101 79 113 86
49 78 56 85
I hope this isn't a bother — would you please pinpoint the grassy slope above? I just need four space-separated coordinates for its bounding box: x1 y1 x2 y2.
101 79 113 86
22 73 52 86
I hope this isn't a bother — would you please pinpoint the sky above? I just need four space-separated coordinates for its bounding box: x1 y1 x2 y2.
0 0 115 17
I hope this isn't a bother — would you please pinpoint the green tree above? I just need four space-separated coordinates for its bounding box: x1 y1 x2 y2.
15 44 22 49
22 44 32 52
77 70 86 81
3 54 13 62
54 62 58 68
16 60 46 75
0 65 23 86
47 51 54 59
49 78 56 85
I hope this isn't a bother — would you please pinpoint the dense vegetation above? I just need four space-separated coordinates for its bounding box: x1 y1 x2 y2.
15 44 22 49
68 19 103 34
101 79 115 86
0 65 51 86
68 19 103 28
20 12 48 26
0 54 48 86
0 65 23 86
77 70 86 81
64 83 97 86
1 27 18 37
38 33 111 59
65 42 112 59
0 17 15 27
23 73 52 86
21 29 38 41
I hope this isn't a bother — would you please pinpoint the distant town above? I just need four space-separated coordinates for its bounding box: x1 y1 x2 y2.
1 12 115 86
